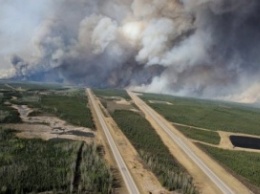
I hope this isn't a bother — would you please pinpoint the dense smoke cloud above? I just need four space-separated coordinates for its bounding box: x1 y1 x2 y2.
0 0 260 103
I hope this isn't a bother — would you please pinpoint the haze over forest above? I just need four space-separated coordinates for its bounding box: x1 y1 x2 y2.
1 0 260 103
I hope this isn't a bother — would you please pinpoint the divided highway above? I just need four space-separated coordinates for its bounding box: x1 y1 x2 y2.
128 91 236 194
87 89 140 194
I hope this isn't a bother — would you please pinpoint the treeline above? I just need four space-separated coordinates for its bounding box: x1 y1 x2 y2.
112 110 197 194
77 144 114 193
0 91 21 123
0 129 114 194
0 105 21 123
0 129 78 193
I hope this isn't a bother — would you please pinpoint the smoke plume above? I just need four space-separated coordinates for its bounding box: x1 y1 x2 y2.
0 0 260 103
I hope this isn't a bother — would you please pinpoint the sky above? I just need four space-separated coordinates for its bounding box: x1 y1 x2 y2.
0 0 260 103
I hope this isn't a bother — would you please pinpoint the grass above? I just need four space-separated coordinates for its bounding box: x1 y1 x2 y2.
0 129 114 194
0 105 21 123
112 110 197 193
198 143 260 191
142 93 260 135
93 89 130 100
175 126 220 145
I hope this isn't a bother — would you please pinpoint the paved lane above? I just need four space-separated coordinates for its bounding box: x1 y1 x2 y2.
87 89 140 194
128 91 235 194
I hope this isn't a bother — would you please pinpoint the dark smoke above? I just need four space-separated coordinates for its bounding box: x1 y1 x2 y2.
1 0 260 102
144 0 260 102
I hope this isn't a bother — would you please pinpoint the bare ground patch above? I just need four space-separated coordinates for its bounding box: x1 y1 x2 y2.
1 105 95 143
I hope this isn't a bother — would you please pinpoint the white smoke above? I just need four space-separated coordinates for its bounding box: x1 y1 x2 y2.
136 18 176 65
0 0 260 103
91 17 118 54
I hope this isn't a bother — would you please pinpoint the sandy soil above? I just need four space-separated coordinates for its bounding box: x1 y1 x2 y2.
149 100 173 105
218 131 235 149
130 92 252 194
1 105 95 143
115 98 131 106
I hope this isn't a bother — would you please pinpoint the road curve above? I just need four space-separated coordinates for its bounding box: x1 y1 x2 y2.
87 89 140 194
128 91 235 194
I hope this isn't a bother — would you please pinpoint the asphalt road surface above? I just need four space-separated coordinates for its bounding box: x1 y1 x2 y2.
128 91 235 194
87 89 140 194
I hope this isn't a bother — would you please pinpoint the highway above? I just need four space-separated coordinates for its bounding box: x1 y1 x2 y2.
87 89 140 194
128 91 235 194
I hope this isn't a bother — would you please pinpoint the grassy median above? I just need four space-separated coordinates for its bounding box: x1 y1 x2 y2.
112 110 197 193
